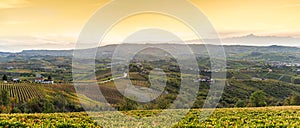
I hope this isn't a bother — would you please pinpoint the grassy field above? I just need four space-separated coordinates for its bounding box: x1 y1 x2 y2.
1 106 300 127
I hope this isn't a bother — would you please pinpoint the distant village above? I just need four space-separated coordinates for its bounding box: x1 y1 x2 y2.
267 61 300 68
1 74 54 84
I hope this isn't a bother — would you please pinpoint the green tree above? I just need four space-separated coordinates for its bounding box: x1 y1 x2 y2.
250 90 267 107
24 98 42 113
157 98 169 109
117 97 138 111
53 94 67 112
235 100 246 108
48 76 52 81
0 89 10 106
11 107 22 113
43 100 55 113
290 94 300 105
2 75 7 81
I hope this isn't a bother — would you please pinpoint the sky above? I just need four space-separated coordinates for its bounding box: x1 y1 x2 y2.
0 0 300 52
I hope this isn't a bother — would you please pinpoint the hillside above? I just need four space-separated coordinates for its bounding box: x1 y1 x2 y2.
9 44 300 63
0 44 300 113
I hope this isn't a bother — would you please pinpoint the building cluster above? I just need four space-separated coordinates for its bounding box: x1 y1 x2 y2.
2 75 54 84
193 77 215 84
34 77 54 84
268 61 300 67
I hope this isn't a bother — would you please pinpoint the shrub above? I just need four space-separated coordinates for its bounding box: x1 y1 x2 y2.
250 90 267 107
235 100 246 108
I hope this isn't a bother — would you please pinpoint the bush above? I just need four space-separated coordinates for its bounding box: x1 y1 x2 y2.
250 90 267 107
235 100 246 108
11 107 22 113
290 94 300 105
117 97 138 111
0 89 10 106
43 100 55 113
0 105 11 113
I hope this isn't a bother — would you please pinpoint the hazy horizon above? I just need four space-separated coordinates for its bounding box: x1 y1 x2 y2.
2 34 300 53
1 0 300 52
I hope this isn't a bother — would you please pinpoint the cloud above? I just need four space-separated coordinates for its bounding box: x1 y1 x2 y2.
282 3 300 8
0 35 76 52
0 0 30 9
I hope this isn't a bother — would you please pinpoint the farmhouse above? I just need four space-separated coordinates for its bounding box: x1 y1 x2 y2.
12 78 20 83
35 77 44 83
41 80 54 84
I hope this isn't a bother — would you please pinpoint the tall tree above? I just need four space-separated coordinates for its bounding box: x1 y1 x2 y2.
2 75 7 81
48 76 52 81
250 90 267 107
0 89 10 106
235 100 246 108
290 94 300 105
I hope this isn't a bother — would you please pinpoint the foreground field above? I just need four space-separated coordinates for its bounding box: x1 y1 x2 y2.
0 112 99 128
1 106 300 127
177 106 300 127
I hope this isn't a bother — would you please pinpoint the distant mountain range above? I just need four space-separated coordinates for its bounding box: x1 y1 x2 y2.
0 43 298 57
1 34 299 54
0 34 300 63
187 34 300 47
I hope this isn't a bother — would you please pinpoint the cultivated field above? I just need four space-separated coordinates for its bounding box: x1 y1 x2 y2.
1 106 300 127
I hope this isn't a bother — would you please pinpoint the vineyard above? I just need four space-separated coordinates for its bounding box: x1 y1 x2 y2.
76 84 123 105
1 106 300 127
0 82 125 106
0 84 43 102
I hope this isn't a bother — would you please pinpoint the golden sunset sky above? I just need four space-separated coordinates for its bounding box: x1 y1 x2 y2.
0 0 300 52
